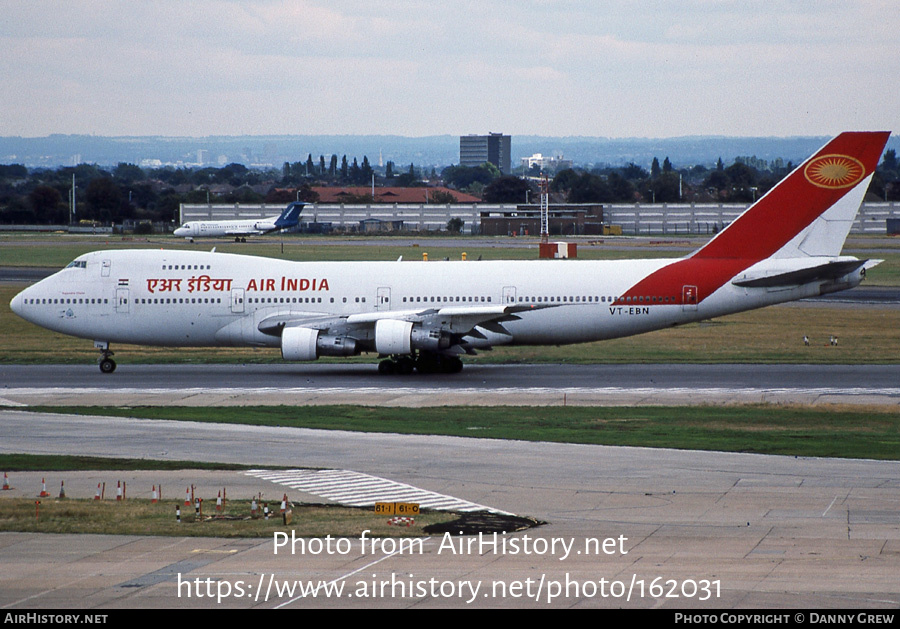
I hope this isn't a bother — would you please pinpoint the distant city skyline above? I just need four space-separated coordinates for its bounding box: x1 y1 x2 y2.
12 133 900 171
1 2 897 140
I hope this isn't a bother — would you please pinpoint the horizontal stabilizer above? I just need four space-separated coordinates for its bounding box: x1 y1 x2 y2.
732 259 869 288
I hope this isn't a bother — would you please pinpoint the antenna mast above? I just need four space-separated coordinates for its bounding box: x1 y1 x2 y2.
539 173 549 244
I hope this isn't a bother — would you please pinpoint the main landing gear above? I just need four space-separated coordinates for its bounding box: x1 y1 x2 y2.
378 352 464 375
94 341 116 374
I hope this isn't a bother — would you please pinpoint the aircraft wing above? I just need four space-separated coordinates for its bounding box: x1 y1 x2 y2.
257 303 551 353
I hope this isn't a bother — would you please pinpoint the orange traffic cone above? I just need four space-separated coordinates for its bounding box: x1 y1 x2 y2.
2 472 11 490
184 487 191 506
58 480 66 499
116 481 123 501
94 483 102 500
216 490 222 511
39 478 50 497
151 485 158 503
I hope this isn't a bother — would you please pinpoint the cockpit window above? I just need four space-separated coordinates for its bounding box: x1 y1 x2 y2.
65 260 87 269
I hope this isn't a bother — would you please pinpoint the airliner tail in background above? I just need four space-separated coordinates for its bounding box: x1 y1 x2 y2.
10 132 890 374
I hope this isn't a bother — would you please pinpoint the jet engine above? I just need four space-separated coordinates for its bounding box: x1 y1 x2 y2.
281 327 357 361
375 319 450 355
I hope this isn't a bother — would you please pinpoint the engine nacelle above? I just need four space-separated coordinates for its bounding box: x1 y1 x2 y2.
375 319 412 355
375 319 450 355
281 327 357 361
410 326 449 352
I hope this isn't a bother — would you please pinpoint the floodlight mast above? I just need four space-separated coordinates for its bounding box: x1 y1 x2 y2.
539 173 549 244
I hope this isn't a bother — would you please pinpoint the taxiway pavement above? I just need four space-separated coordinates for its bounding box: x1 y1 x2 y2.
1 402 899 609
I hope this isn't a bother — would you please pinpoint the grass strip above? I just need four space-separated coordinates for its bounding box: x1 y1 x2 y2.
18 404 900 461
0 498 449 538
0 453 256 472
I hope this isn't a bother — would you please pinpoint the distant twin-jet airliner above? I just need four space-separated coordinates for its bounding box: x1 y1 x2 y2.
173 202 303 242
10 132 890 375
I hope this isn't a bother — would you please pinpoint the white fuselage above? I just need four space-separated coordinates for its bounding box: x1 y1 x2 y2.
9 248 861 353
173 217 280 238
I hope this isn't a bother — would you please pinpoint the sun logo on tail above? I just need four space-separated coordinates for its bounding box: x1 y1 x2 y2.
804 154 866 189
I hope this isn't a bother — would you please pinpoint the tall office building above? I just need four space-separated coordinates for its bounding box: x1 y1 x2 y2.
459 133 511 174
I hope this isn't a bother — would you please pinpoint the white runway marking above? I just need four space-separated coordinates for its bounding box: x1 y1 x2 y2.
246 468 511 514
5 385 900 407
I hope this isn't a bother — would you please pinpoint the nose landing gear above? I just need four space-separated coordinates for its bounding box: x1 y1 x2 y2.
94 341 116 374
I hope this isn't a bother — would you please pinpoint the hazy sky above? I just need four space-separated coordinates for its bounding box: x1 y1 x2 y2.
2 1 898 138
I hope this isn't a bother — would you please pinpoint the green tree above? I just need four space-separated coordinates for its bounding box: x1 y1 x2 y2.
567 173 611 203
621 163 648 180
446 216 464 232
113 163 145 184
84 177 123 221
360 156 374 184
0 164 28 180
482 176 531 203
607 172 635 202
550 168 580 193
442 164 496 189
431 190 456 204
29 185 65 223
396 164 420 187
648 172 681 203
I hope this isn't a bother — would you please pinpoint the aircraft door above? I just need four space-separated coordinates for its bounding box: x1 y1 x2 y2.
502 286 517 304
376 287 391 311
102 260 111 277
115 288 130 314
682 285 698 311
231 288 245 314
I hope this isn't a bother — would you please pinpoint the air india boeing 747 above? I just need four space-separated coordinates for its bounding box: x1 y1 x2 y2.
10 132 890 375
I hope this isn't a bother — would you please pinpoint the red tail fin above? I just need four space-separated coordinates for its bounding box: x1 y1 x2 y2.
694 131 889 260
616 131 890 306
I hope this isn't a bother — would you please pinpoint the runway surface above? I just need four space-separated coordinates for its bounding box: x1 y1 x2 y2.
1 409 899 609
3 362 900 407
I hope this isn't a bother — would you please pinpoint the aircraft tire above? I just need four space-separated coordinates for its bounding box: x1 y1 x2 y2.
99 358 116 374
396 357 415 375
378 359 396 375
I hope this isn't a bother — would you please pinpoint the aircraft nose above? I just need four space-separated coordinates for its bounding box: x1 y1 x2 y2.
10 288 26 317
